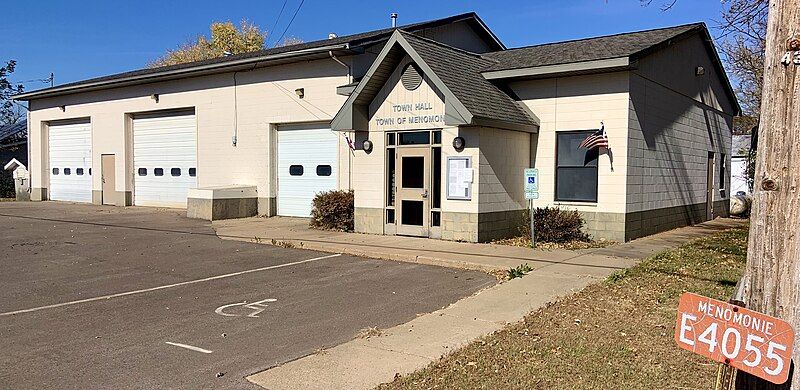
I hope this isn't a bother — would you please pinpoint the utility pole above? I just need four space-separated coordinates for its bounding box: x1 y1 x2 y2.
739 0 800 389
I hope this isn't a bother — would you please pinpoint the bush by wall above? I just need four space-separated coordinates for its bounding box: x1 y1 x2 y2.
0 173 14 198
310 190 354 231
519 207 590 243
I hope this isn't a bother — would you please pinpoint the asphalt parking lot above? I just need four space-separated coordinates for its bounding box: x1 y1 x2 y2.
0 202 494 390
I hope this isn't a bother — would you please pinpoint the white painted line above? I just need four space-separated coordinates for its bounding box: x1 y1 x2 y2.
165 341 213 354
0 253 342 317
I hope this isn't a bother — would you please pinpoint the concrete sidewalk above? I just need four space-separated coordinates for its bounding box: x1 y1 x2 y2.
213 216 744 275
212 217 747 390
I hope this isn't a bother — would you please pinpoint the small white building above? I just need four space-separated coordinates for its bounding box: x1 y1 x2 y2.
730 134 752 195
13 13 738 242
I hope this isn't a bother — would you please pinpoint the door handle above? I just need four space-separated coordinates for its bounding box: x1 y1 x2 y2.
421 189 428 198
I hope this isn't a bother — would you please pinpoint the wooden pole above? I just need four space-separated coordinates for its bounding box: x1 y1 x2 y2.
739 0 800 388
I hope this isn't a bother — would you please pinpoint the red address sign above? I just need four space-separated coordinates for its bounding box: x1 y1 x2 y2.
675 292 795 384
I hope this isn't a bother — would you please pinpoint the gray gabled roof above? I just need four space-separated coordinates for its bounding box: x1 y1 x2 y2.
482 23 702 71
332 30 537 132
15 12 504 101
480 22 740 114
402 32 537 129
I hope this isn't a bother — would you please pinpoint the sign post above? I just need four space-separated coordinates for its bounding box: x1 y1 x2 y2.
674 292 795 384
524 168 539 248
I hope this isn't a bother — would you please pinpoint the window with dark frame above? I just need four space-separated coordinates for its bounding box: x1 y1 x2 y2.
52 168 59 175
555 131 599 202
64 168 71 175
76 168 84 175
189 168 197 177
289 165 303 176
316 165 332 176
171 168 181 177
138 168 147 176
154 168 164 177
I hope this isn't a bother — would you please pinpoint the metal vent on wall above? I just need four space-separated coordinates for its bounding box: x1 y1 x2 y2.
401 63 423 91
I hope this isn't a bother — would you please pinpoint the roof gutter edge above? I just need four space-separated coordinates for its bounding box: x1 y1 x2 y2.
482 57 631 80
13 43 351 101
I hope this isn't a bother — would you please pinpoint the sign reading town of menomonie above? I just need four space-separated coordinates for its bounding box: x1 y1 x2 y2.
373 102 445 128
674 292 795 384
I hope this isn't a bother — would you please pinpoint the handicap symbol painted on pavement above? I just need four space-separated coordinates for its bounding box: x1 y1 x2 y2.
214 298 277 318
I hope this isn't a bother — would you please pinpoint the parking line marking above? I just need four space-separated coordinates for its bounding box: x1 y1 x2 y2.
165 341 213 354
0 253 342 317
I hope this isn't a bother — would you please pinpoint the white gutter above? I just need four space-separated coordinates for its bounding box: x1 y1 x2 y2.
14 43 351 100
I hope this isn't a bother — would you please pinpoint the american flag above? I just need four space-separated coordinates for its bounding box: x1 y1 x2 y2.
579 122 608 150
344 134 356 151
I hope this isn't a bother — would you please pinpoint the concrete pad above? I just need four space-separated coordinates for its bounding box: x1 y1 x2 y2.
247 343 431 390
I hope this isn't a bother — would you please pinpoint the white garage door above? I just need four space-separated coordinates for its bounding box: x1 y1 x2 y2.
133 112 197 208
277 126 339 217
49 121 92 203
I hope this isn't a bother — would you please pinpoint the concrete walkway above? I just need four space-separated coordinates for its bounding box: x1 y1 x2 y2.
211 217 746 390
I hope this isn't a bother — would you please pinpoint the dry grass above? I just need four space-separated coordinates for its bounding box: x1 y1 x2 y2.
379 225 748 390
493 235 617 250
0 198 15 202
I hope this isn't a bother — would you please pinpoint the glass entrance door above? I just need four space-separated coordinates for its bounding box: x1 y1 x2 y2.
395 146 430 236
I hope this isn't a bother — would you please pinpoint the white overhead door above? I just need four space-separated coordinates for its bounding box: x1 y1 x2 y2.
133 112 197 208
277 126 339 217
49 121 92 203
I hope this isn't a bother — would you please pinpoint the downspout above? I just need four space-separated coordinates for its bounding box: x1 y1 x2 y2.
329 50 354 190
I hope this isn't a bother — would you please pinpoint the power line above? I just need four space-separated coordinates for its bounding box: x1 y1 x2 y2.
273 0 305 47
267 0 289 46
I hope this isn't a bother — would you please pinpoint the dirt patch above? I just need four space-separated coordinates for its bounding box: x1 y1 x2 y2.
379 225 748 390
493 235 617 250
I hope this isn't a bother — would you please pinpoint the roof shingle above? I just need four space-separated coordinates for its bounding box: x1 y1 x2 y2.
482 23 702 71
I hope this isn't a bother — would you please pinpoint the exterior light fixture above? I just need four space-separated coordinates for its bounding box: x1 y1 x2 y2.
295 88 305 99
695 66 705 76
362 139 373 152
150 94 159 103
59 105 66 112
453 136 465 151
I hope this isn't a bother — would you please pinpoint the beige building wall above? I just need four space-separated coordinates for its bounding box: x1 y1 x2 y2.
509 72 631 240
28 58 353 213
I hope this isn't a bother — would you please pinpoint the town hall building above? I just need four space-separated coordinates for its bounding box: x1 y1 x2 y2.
14 13 738 242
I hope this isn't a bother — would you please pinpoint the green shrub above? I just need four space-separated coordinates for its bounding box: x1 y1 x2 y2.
310 190 354 231
519 207 590 243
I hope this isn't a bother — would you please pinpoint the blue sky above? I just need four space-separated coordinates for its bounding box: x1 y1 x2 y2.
2 0 730 91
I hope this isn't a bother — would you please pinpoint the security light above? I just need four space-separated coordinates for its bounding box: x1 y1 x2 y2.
453 136 465 151
295 88 305 99
362 139 373 152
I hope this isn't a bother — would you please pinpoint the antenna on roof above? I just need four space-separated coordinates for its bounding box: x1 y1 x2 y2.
391 13 398 28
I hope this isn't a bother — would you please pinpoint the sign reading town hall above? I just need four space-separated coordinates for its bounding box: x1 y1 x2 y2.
374 102 445 127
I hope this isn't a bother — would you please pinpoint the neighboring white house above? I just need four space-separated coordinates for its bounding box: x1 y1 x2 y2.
731 134 752 195
13 13 739 242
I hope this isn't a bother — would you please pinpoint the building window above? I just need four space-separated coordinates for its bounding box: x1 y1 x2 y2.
399 131 430 145
154 168 164 176
52 168 59 175
76 168 84 175
316 165 332 176
88 168 92 175
171 168 181 177
555 131 599 202
719 154 726 189
138 168 147 176
64 168 71 175
289 165 303 176
189 168 197 177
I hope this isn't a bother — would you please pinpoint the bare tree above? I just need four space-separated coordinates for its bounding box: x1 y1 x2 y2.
0 60 24 126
